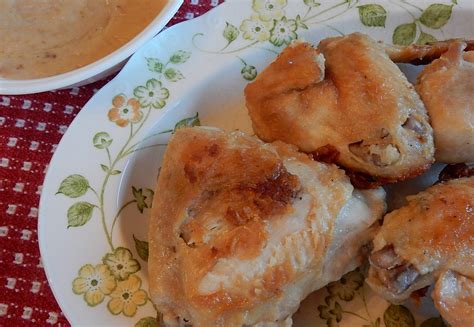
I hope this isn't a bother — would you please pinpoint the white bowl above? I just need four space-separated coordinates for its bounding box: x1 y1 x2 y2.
0 0 183 95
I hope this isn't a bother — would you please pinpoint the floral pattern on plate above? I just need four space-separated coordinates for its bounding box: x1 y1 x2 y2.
56 50 200 325
41 0 467 325
193 0 457 81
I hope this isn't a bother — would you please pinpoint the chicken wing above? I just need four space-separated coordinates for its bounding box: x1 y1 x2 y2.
245 33 434 188
367 177 474 327
415 41 474 163
148 127 386 326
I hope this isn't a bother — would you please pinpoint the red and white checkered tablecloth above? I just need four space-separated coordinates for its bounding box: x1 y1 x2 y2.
0 1 222 325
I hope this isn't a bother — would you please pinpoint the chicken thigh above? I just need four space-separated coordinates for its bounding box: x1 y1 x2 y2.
148 127 386 326
245 33 434 188
415 41 474 163
367 177 474 327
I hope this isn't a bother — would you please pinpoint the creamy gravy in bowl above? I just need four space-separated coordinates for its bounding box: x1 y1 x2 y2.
0 0 167 79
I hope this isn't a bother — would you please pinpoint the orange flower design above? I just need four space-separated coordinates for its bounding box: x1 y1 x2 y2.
107 95 142 127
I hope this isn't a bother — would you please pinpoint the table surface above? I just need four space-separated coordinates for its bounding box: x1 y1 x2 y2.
0 1 221 325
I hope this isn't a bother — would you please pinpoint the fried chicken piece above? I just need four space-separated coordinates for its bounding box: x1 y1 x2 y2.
438 163 474 182
415 41 474 163
367 177 474 327
384 39 474 65
148 127 386 326
245 33 434 187
433 270 474 327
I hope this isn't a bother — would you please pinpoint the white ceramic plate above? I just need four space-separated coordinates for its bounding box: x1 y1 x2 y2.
39 0 473 325
0 0 183 95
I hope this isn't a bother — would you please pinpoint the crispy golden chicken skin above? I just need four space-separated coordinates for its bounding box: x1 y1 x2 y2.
367 177 474 327
385 39 474 65
149 127 386 326
416 41 474 163
245 33 434 187
433 270 474 327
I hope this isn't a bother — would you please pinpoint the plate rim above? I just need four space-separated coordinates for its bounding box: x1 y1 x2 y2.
37 0 472 324
0 0 184 95
37 3 226 324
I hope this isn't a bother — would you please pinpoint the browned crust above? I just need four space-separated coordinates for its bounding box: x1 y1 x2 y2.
372 176 474 276
385 39 474 65
438 163 474 183
345 162 433 189
308 144 432 188
309 144 340 164
150 127 345 323
246 34 434 183
244 41 324 104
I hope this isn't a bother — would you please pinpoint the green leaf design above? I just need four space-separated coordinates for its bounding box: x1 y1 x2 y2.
164 68 184 82
392 23 417 45
110 170 121 175
133 234 149 262
93 132 112 149
132 186 148 213
420 317 447 327
327 268 364 301
451 0 457 4
134 79 169 109
296 15 308 30
383 304 415 327
100 164 109 172
135 317 158 327
419 4 453 29
331 302 343 322
146 58 164 73
358 4 387 27
67 202 94 228
223 22 239 43
318 295 343 326
57 174 89 198
416 32 438 45
318 300 333 320
304 0 321 7
169 50 191 64
241 65 258 81
145 188 155 209
174 112 201 131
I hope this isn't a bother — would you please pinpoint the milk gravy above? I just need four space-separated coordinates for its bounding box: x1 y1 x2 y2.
0 0 165 79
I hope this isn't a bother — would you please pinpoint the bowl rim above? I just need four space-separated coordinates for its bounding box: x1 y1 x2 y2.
0 0 184 95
